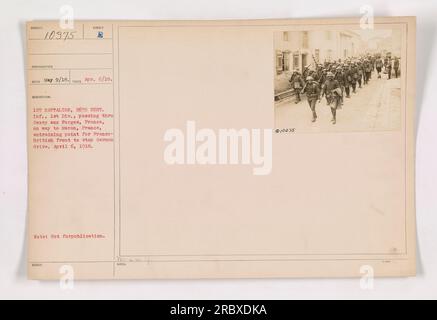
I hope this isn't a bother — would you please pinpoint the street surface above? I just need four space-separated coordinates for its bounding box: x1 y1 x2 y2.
275 72 401 133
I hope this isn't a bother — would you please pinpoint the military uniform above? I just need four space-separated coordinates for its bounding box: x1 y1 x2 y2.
364 60 372 84
343 66 352 98
385 59 392 79
321 73 341 124
318 69 327 86
393 58 400 78
349 65 358 93
310 70 319 82
375 58 383 78
301 79 321 122
289 72 305 103
334 68 345 106
356 63 363 88
370 56 376 72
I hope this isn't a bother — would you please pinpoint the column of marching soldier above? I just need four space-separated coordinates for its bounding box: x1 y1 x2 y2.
288 54 400 125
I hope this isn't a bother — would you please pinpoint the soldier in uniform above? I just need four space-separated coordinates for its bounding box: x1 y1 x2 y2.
309 69 319 82
356 61 363 88
308 69 316 81
289 71 305 103
321 72 341 125
334 66 345 106
349 63 358 93
301 76 321 122
369 56 374 79
361 60 367 84
364 59 372 84
318 68 327 86
393 57 400 78
302 65 311 81
375 57 383 78
343 64 351 98
385 58 392 79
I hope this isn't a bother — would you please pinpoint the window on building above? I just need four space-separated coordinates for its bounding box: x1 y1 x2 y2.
293 52 299 71
314 49 320 63
302 31 308 49
326 31 332 40
276 51 283 75
283 32 289 41
327 49 332 61
283 52 290 71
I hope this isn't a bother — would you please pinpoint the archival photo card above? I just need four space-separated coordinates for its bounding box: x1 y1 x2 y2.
26 17 416 280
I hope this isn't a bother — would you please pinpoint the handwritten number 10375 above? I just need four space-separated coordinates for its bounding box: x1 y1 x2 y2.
44 31 76 41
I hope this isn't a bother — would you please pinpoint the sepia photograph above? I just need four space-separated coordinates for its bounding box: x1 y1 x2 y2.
274 29 403 132
3 0 437 301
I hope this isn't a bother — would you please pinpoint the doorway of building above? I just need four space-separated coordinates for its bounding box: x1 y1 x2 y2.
301 53 308 72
